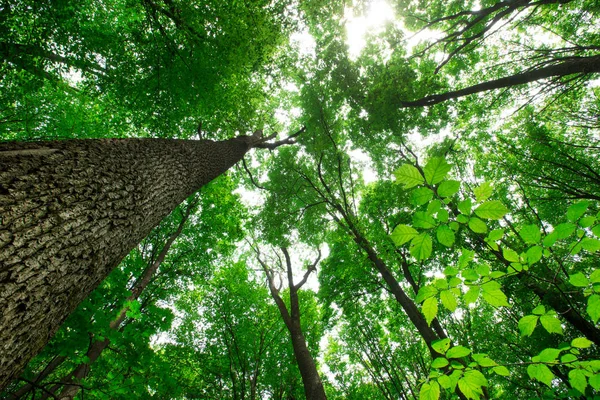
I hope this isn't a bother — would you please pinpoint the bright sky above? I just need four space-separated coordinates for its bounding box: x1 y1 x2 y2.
344 0 395 58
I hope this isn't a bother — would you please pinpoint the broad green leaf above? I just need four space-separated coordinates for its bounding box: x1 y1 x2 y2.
413 212 437 229
437 180 460 198
394 164 424 188
431 338 451 355
567 201 589 222
424 157 451 185
582 238 600 252
475 264 490 277
420 381 441 400
554 223 576 239
543 231 559 247
411 187 434 206
391 224 418 246
447 346 471 359
590 269 600 283
440 290 458 312
520 224 541 244
481 285 509 307
474 201 508 220
458 198 472 215
502 248 520 263
456 214 469 224
427 199 442 215
468 217 488 233
593 224 600 237
526 246 543 265
493 366 510 376
527 364 554 387
571 337 593 349
487 229 504 241
474 182 493 203
569 273 589 287
431 357 449 369
580 216 596 228
458 370 486 400
410 233 433 260
561 353 578 363
569 369 588 394
436 225 455 247
437 208 449 222
472 354 496 367
532 305 546 315
416 285 438 303
422 297 438 326
539 315 563 335
464 286 480 304
444 266 459 277
589 373 600 390
537 348 561 363
459 249 475 268
438 375 452 389
518 315 538 337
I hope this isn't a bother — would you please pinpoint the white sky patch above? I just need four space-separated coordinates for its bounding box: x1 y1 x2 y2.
348 148 377 184
344 0 395 58
290 29 317 57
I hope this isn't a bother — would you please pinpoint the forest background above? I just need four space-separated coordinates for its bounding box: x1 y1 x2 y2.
1 0 600 399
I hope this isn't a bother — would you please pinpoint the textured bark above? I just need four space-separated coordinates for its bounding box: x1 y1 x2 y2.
0 136 255 390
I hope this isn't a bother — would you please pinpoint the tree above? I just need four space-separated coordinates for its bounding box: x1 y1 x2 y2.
254 246 327 400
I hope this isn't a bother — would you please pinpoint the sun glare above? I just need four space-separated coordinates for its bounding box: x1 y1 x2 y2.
345 0 395 58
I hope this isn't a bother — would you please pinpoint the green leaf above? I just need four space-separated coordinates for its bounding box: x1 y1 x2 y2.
589 373 600 390
474 182 493 203
394 164 424 188
458 370 487 400
472 354 497 367
532 305 546 315
462 269 479 281
593 224 600 237
582 238 600 252
537 348 561 363
410 233 433 261
468 217 488 233
458 198 472 215
456 214 469 224
527 364 554 387
520 224 541 244
554 223 576 239
447 346 471 359
422 297 438 326
540 314 563 335
431 338 451 355
518 315 539 337
427 199 442 215
420 381 441 400
525 246 543 265
580 216 596 228
474 201 508 220
431 357 449 369
487 229 504 241
464 286 480 304
413 212 437 229
411 187 434 206
437 208 449 222
440 290 458 312
481 285 509 307
391 224 418 246
569 273 589 287
569 369 588 394
437 180 461 198
590 269 600 283
543 231 559 247
416 285 438 303
502 248 520 263
424 157 451 185
459 249 475 268
493 366 510 376
587 294 600 323
567 201 589 222
436 225 455 247
571 337 593 349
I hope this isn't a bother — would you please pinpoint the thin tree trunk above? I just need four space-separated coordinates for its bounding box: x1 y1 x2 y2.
401 55 600 107
0 135 257 390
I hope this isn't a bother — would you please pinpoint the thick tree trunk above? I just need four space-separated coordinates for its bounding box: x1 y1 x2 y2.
0 136 255 390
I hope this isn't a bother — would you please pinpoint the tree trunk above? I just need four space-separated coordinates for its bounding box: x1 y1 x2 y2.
0 136 256 390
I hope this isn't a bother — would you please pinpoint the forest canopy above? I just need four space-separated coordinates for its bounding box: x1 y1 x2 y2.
1 0 600 399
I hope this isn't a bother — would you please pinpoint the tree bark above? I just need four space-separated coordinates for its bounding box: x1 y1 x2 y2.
401 55 600 107
0 136 256 390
